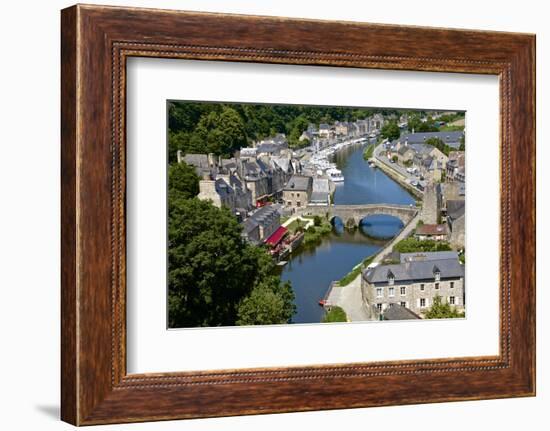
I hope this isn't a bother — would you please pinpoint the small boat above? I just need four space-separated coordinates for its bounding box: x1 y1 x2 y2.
327 168 344 182
318 299 327 306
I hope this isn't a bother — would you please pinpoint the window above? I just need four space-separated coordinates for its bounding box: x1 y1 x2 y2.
291 193 294 197
297 201 301 207
376 288 383 298
450 281 455 289
449 296 455 305
420 283 425 291
376 303 383 312
388 287 395 297
400 301 407 308
435 282 440 290
400 286 406 295
287 201 291 206
420 298 426 308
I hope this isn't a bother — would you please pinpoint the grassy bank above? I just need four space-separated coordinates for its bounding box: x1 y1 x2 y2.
339 254 376 286
363 144 374 160
304 222 333 245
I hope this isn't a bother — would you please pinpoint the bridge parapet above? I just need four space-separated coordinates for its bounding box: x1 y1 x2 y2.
302 204 418 225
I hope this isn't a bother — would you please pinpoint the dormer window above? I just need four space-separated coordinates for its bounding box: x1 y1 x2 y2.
433 265 441 281
387 269 395 286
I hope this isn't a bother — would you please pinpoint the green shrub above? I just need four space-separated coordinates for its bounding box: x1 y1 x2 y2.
322 306 347 323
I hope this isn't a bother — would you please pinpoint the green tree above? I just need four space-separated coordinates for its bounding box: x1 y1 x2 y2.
416 116 439 132
459 134 465 151
313 215 322 227
168 199 258 327
381 120 401 142
322 306 348 323
424 295 464 319
425 137 451 156
168 162 199 200
236 277 295 325
168 198 295 328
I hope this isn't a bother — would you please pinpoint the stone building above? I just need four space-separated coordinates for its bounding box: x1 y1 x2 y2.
362 252 465 319
446 151 465 183
422 181 442 224
446 200 465 249
282 175 313 212
414 223 448 241
241 204 282 245
196 171 252 218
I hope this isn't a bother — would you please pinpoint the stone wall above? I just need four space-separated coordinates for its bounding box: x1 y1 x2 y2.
362 275 465 317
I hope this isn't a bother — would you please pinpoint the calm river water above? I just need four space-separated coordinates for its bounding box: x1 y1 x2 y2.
280 143 416 324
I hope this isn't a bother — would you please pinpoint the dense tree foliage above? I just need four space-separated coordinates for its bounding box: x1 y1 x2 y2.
168 162 199 201
424 295 465 319
168 198 296 328
380 120 401 142
425 137 453 156
168 101 398 162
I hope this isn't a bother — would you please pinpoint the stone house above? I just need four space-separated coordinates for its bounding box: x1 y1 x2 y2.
282 175 313 212
397 144 416 164
241 204 282 245
197 172 252 218
414 223 448 241
362 254 465 319
446 151 465 183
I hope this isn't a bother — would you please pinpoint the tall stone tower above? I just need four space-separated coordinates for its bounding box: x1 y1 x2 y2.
422 181 440 224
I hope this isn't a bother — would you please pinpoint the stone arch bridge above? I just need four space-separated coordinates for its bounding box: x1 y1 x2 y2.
301 204 418 226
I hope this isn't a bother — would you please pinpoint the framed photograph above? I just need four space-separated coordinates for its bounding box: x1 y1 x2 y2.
61 4 536 425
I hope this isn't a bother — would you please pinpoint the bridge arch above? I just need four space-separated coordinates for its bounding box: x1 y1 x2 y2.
302 204 418 226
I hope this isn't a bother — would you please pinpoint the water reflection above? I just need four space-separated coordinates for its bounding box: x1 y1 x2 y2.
280 143 415 324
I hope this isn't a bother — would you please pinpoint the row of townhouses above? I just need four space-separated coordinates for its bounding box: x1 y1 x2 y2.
300 113 385 143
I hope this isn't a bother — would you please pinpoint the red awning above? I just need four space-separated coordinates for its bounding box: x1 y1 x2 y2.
264 226 288 246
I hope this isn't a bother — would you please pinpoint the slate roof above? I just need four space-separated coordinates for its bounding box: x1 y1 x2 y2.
284 175 312 192
242 204 282 235
447 200 466 220
397 145 414 155
183 154 209 168
363 258 464 284
400 131 464 146
312 178 330 193
271 156 291 172
382 304 421 320
400 251 459 263
310 191 329 203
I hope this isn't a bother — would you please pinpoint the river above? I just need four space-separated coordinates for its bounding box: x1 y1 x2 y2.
280 143 416 324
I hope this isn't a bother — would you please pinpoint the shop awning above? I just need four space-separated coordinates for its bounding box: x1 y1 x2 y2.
264 226 288 246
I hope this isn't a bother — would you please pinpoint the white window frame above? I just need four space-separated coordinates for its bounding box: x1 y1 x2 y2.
376 288 383 298
420 298 426 308
400 286 406 296
449 296 456 305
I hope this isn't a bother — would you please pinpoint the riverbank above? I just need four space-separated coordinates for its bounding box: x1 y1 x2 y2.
371 144 423 199
280 142 418 324
326 211 419 320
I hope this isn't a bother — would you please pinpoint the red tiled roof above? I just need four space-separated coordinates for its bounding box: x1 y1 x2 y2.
416 224 447 235
264 226 288 246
